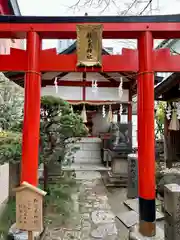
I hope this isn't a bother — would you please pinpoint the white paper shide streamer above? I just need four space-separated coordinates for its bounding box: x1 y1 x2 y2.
169 109 179 131
54 77 58 94
92 80 98 93
166 104 171 120
176 102 180 119
107 105 113 123
119 104 123 115
118 77 123 99
102 105 106 118
81 104 87 123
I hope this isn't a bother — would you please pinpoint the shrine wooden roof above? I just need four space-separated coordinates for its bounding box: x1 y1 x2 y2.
155 72 180 101
9 0 21 16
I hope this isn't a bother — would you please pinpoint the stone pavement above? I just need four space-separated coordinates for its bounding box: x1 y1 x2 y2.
45 171 126 240
44 171 165 240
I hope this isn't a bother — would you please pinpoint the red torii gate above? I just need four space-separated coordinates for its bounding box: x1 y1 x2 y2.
2 15 180 237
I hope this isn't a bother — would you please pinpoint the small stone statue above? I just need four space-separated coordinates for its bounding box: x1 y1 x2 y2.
111 123 129 147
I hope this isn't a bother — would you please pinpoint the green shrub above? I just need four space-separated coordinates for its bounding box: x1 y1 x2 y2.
0 199 16 237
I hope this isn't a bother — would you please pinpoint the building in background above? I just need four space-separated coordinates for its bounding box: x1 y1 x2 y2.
57 39 75 53
104 47 114 54
0 0 24 53
0 0 24 212
57 40 114 55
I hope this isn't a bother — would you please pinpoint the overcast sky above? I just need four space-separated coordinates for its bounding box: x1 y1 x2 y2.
17 0 180 51
17 0 180 16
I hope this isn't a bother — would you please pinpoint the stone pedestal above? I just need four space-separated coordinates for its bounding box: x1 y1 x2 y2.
103 150 128 187
129 224 164 240
8 223 43 240
108 150 128 176
66 137 102 165
103 149 110 167
127 154 138 198
100 133 110 164
164 183 180 240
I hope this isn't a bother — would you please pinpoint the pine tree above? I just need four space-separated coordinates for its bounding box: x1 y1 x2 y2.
40 96 88 191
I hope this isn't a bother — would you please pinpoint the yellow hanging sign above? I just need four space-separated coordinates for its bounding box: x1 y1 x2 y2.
76 24 102 67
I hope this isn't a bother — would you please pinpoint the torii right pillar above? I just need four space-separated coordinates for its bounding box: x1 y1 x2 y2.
137 31 156 237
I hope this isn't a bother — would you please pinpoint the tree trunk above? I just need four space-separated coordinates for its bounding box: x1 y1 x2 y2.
43 163 48 192
9 163 20 197
164 116 172 169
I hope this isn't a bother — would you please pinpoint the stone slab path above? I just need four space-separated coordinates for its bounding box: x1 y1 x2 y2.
45 171 123 240
116 198 164 228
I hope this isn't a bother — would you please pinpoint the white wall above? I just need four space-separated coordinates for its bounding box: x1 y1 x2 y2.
41 86 82 100
41 86 129 102
86 88 129 101
91 112 137 147
0 163 9 206
92 113 111 136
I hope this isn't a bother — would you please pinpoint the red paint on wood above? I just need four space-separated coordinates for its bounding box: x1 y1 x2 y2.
21 32 41 186
82 73 86 101
3 47 180 73
43 80 120 87
0 0 12 14
1 22 180 39
128 87 132 122
66 100 131 104
40 47 180 72
137 32 155 200
39 49 138 72
0 48 27 71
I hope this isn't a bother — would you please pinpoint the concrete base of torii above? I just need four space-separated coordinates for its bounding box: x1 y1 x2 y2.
129 224 164 240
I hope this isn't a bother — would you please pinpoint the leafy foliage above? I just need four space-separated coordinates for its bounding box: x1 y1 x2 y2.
0 73 23 131
0 95 87 169
40 96 88 166
40 96 88 191
0 131 21 165
155 101 166 139
0 198 16 238
45 181 76 215
0 74 23 166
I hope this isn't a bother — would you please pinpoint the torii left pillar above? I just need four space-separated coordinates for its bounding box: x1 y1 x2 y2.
21 31 41 186
137 31 156 237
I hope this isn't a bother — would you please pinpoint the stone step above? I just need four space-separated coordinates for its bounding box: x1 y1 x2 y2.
102 175 128 187
62 163 111 171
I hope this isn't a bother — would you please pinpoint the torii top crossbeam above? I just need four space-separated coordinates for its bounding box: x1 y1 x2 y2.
1 14 180 39
1 15 180 73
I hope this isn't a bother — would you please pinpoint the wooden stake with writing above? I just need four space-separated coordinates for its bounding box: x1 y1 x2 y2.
14 182 47 240
28 231 33 240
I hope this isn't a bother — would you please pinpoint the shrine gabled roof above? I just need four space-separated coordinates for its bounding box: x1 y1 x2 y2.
154 39 180 101
9 0 21 16
154 72 180 101
60 41 109 55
